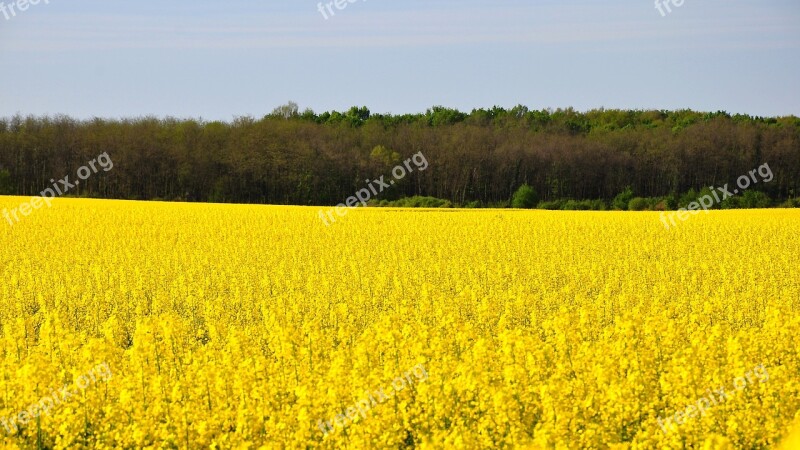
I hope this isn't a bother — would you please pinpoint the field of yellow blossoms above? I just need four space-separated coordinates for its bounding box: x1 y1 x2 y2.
0 197 799 449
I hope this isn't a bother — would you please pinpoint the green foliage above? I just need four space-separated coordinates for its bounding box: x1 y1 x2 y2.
740 190 772 208
511 184 539 209
536 199 606 211
652 197 676 211
370 145 401 166
628 197 650 211
486 200 511 209
678 188 699 209
376 196 453 208
426 106 467 127
346 106 370 126
560 200 591 211
300 108 317 121
560 200 584 211
664 195 679 210
612 187 634 210
780 198 800 208
678 188 720 210
537 200 564 210
587 199 608 210
697 187 718 208
718 190 772 209
720 195 741 209
0 109 798 206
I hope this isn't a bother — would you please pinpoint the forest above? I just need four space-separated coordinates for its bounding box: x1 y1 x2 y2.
1 105 798 209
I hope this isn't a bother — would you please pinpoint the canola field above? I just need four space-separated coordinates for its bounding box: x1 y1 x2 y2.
0 197 799 449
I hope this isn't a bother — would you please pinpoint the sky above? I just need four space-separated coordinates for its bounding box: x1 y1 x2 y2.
0 0 798 120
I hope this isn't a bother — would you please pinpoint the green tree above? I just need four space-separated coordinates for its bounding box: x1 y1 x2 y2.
511 184 539 209
426 106 467 127
740 191 772 208
612 187 634 210
346 106 370 126
628 197 649 211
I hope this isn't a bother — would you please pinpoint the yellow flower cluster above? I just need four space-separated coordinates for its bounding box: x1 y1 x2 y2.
0 197 798 449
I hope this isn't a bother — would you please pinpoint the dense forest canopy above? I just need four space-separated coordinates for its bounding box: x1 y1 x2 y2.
0 106 798 207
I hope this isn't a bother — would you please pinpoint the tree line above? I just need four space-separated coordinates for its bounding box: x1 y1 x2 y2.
0 105 798 208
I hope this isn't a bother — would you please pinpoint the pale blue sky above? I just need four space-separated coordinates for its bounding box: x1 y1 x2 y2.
1 0 798 120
